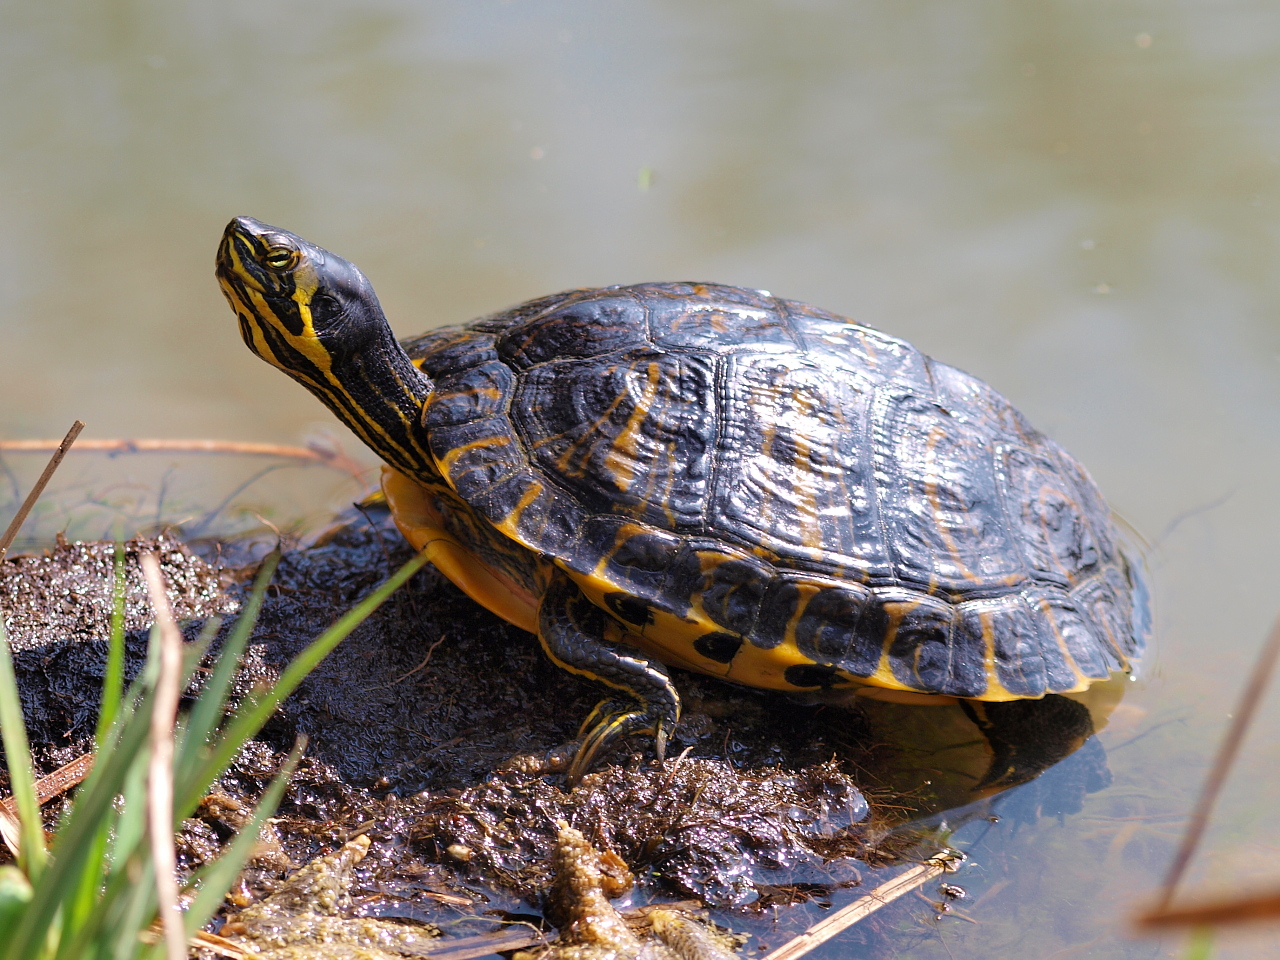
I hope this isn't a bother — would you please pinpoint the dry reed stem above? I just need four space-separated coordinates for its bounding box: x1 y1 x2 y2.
28 751 94 805
0 751 96 858
1137 889 1280 928
0 421 85 859
189 930 255 959
1143 613 1280 923
415 929 546 960
140 552 188 960
0 436 368 481
0 419 84 559
758 851 960 960
0 804 21 858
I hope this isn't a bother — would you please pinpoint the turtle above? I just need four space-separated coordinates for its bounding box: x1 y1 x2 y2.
215 216 1149 782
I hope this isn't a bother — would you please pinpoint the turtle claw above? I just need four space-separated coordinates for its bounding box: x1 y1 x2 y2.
566 699 677 785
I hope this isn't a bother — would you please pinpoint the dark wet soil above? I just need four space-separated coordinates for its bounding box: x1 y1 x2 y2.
0 508 1103 956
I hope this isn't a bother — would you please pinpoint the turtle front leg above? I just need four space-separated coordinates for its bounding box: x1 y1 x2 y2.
538 570 681 783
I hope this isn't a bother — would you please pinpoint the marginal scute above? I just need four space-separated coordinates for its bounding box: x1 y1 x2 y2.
496 295 649 369
668 543 771 636
795 581 876 667
580 519 684 602
953 596 1052 698
866 590 979 698
1023 586 1115 681
476 470 587 554
1069 576 1130 667
754 575 877 673
1126 557 1153 654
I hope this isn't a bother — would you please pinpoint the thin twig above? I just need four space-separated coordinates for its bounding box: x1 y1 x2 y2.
378 635 448 687
1137 888 1280 928
0 420 84 559
0 436 368 481
140 552 187 960
758 851 961 960
1152 614 1280 913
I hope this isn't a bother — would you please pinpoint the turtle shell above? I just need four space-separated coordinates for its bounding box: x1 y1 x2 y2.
403 282 1148 702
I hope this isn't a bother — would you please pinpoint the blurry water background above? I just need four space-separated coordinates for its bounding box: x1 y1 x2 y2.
2 1 1279 955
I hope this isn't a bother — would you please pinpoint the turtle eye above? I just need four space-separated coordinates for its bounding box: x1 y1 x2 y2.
263 246 298 271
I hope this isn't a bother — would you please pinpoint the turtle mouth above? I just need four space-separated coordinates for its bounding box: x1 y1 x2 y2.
216 217 270 295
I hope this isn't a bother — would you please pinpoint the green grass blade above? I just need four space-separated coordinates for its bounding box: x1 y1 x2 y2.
176 551 280 785
107 853 155 960
0 620 46 879
183 735 306 934
178 549 429 815
0 865 33 935
1184 928 1213 960
94 542 128 747
4 701 152 960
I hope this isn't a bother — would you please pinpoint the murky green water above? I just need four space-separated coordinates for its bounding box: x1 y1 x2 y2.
3 1 1280 955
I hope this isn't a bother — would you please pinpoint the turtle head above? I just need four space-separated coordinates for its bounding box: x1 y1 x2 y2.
216 217 435 479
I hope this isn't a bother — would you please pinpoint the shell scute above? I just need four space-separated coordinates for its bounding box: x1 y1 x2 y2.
866 590 980 697
423 362 513 427
468 289 590 334
712 354 888 576
513 351 716 528
928 359 1039 443
1023 586 1115 682
755 575 876 670
785 302 929 384
1070 576 1133 671
997 445 1100 587
954 596 1064 698
478 469 587 551
426 418 525 502
643 287 797 353
571 518 683 602
405 326 499 378
1052 445 1119 565
496 295 649 369
877 390 1025 590
669 542 771 637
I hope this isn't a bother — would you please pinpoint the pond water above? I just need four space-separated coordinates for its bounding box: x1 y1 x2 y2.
3 1 1280 956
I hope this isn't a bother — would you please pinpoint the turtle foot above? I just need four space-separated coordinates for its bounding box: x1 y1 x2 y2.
567 699 677 785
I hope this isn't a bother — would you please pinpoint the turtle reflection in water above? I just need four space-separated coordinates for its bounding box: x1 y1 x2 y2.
216 218 1148 786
